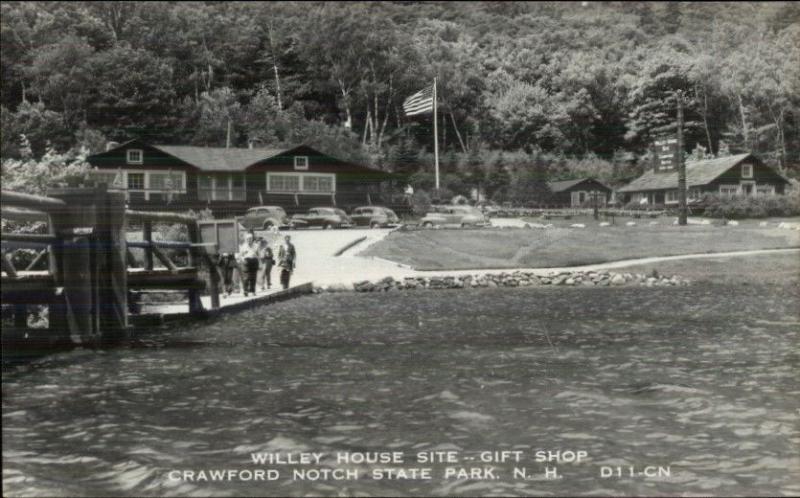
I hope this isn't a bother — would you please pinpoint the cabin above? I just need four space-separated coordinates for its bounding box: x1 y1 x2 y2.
547 178 612 207
86 140 400 216
617 152 790 206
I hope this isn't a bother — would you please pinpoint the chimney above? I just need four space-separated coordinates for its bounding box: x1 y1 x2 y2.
105 141 120 151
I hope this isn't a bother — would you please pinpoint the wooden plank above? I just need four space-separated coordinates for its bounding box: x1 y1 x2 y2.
151 244 179 272
143 220 154 271
0 206 49 222
1 252 18 278
126 209 197 224
127 240 193 250
1 190 67 212
186 222 204 314
0 233 59 244
24 248 49 271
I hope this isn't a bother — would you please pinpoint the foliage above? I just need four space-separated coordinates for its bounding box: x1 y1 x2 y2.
0 144 91 195
1 2 797 179
702 193 800 219
409 190 432 216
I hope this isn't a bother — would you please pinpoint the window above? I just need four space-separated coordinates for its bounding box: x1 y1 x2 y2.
127 173 145 190
302 175 333 193
269 174 301 192
756 185 775 196
741 163 753 179
91 170 119 187
294 156 309 170
127 149 143 164
231 174 246 201
198 175 213 201
719 185 739 198
665 190 679 203
688 188 701 200
148 172 183 191
267 173 334 193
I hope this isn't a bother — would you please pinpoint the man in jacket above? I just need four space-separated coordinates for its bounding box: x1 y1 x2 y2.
277 235 296 290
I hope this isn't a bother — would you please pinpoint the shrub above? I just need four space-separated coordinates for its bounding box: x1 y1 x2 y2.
701 192 800 219
410 190 432 216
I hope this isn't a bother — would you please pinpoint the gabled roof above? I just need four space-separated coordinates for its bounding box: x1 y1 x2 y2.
617 153 784 193
548 177 609 193
152 145 292 172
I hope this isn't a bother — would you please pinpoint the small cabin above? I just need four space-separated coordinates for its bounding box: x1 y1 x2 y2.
617 153 789 206
547 178 612 207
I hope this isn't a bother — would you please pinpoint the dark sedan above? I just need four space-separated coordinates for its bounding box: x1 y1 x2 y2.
291 207 353 229
350 206 399 228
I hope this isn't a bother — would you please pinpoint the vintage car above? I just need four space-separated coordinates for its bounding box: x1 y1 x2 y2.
239 206 294 230
291 207 353 229
420 205 490 228
350 206 400 228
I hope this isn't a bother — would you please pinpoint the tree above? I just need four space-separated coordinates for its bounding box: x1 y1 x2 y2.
1 102 71 159
485 153 511 202
508 167 551 207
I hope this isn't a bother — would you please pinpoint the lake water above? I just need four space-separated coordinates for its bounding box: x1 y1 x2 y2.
3 284 799 496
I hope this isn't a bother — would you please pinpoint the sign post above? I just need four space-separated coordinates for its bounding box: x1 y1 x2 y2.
676 90 687 226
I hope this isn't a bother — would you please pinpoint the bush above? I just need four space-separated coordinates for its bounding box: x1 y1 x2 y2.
410 190 432 216
701 192 800 219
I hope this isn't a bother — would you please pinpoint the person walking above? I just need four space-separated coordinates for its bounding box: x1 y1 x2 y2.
257 237 275 290
238 232 260 296
277 235 296 290
218 252 237 297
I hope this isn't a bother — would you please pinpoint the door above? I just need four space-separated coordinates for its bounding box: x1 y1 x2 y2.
741 181 754 196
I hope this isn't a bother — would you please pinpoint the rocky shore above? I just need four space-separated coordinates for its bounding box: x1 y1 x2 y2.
316 270 690 293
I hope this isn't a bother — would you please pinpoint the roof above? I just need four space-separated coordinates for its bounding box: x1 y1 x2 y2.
152 145 290 172
617 153 778 193
548 178 609 193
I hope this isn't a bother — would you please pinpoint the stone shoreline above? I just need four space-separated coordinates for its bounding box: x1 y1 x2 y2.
316 270 690 293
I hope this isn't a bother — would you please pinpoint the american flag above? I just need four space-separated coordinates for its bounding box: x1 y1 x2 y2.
402 85 434 116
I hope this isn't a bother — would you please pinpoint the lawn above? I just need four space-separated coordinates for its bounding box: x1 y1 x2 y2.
362 220 800 270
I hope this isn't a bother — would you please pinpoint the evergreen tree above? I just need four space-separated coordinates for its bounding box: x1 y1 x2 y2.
485 153 511 202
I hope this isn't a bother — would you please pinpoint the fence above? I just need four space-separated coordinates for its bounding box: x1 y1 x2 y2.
1 186 220 349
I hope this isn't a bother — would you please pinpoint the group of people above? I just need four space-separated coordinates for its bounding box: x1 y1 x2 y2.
217 231 296 297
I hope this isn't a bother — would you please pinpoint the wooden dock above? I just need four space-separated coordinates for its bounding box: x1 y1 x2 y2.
1 186 316 350
132 282 313 327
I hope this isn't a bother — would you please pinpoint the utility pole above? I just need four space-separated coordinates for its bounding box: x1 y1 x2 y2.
433 77 440 193
676 90 687 226
226 119 232 149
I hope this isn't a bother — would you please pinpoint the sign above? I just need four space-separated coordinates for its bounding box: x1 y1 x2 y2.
652 137 679 172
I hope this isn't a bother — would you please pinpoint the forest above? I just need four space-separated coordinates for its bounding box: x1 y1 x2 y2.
1 1 799 200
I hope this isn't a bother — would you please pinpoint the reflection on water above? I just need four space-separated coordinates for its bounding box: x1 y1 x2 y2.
3 284 799 496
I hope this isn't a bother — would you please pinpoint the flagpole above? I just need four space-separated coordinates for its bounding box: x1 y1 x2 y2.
433 77 440 192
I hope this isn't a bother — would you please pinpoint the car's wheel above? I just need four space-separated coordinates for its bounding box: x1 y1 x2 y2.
262 221 274 230
461 222 467 228
422 221 433 228
323 223 332 230
370 221 380 229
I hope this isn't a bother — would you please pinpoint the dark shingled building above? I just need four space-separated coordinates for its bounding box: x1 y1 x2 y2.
617 153 790 206
87 140 399 216
547 178 612 207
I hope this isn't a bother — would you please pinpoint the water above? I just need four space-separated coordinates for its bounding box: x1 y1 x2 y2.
3 284 799 496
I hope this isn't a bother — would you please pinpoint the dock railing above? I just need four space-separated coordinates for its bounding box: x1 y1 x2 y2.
1 186 220 347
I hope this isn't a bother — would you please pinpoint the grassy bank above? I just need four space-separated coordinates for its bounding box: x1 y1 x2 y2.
614 252 800 286
362 222 800 270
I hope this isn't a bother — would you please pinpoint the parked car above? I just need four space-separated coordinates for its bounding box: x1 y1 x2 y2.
292 207 353 229
420 205 490 228
239 206 294 230
350 206 399 228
